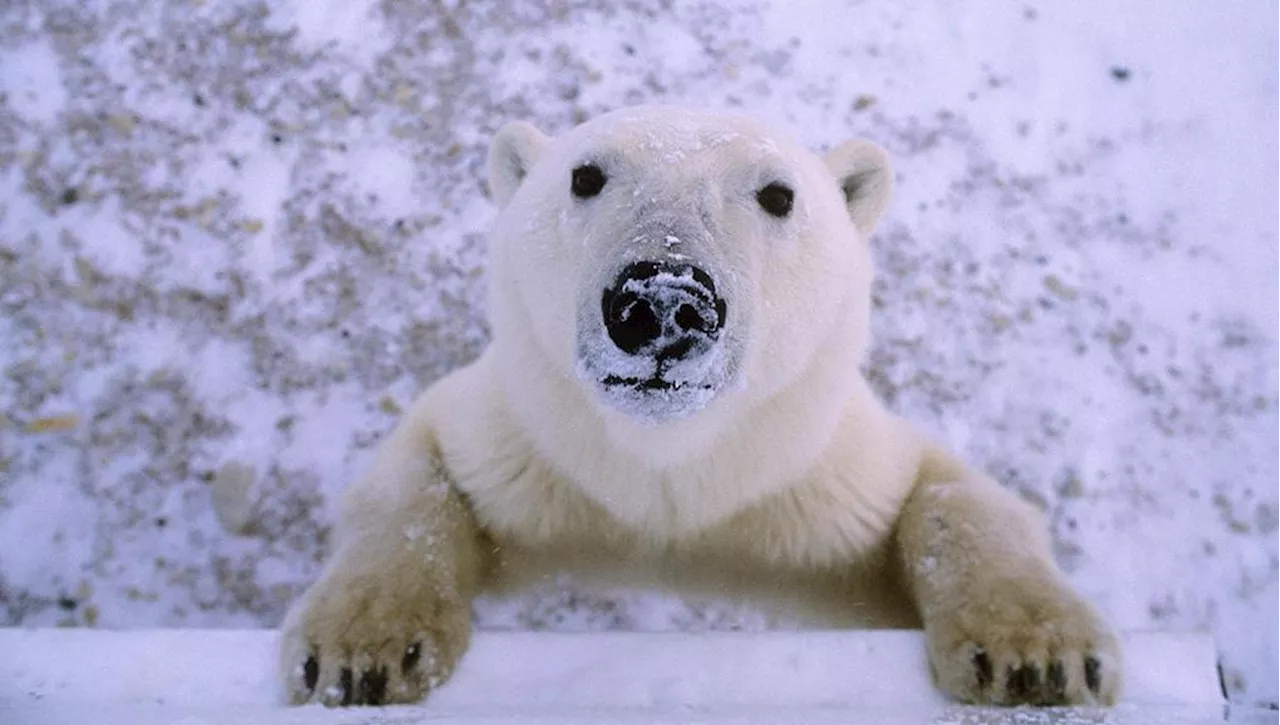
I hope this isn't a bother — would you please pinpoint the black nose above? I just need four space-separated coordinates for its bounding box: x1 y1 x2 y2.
602 261 727 359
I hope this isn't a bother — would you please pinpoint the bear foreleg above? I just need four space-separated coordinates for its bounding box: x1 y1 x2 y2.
895 450 1122 706
278 411 488 706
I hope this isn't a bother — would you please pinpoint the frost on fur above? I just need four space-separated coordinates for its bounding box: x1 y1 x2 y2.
577 265 732 425
280 106 1121 709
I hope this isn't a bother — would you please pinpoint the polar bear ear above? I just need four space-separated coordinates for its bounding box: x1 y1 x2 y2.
487 121 551 208
824 140 893 235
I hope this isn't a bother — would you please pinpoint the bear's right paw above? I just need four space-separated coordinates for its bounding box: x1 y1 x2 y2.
278 555 471 706
924 576 1121 707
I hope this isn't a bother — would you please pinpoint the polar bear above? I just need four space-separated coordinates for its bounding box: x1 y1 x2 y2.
278 106 1121 708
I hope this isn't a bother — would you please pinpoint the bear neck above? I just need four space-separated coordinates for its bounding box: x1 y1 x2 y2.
491 292 874 538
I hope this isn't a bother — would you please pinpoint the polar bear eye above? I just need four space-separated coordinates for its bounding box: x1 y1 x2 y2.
756 182 794 218
571 163 608 199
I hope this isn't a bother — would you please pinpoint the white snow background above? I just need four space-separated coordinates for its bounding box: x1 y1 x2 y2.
0 0 1275 709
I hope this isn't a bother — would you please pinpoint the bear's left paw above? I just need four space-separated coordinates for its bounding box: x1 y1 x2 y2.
925 578 1121 706
277 546 472 707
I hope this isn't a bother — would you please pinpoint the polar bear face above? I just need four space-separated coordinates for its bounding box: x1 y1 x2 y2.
486 106 892 432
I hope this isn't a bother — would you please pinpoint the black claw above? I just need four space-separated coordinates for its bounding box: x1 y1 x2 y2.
1047 660 1068 699
402 642 422 674
303 654 319 692
1007 664 1041 700
973 648 993 690
358 667 388 706
339 667 354 706
1005 665 1020 698
1085 655 1102 694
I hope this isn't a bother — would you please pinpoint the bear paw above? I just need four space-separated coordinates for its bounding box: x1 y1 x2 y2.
925 578 1121 706
278 552 471 706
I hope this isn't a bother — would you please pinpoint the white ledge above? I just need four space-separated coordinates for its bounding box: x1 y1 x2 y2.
0 628 1242 724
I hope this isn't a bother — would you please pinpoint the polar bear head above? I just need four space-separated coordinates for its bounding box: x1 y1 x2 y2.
485 106 891 449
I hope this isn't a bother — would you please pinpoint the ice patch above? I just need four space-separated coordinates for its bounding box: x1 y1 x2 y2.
0 38 66 124
234 150 292 281
0 457 96 593
343 143 419 218
282 0 392 66
69 199 145 277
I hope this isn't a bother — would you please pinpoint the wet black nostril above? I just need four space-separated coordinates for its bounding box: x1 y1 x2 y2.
606 293 662 354
674 304 703 332
689 267 717 298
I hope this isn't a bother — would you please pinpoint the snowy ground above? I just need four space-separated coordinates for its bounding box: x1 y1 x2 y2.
0 0 1275 709
0 629 1237 724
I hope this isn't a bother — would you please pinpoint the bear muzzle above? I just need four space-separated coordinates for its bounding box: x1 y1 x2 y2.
578 259 734 422
601 261 727 363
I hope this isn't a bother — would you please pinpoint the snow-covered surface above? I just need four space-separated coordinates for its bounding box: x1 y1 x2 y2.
0 0 1275 711
3 705 1265 725
1 628 1254 724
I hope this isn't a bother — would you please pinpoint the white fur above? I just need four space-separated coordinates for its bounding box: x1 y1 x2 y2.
484 108 880 525
279 106 1122 709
